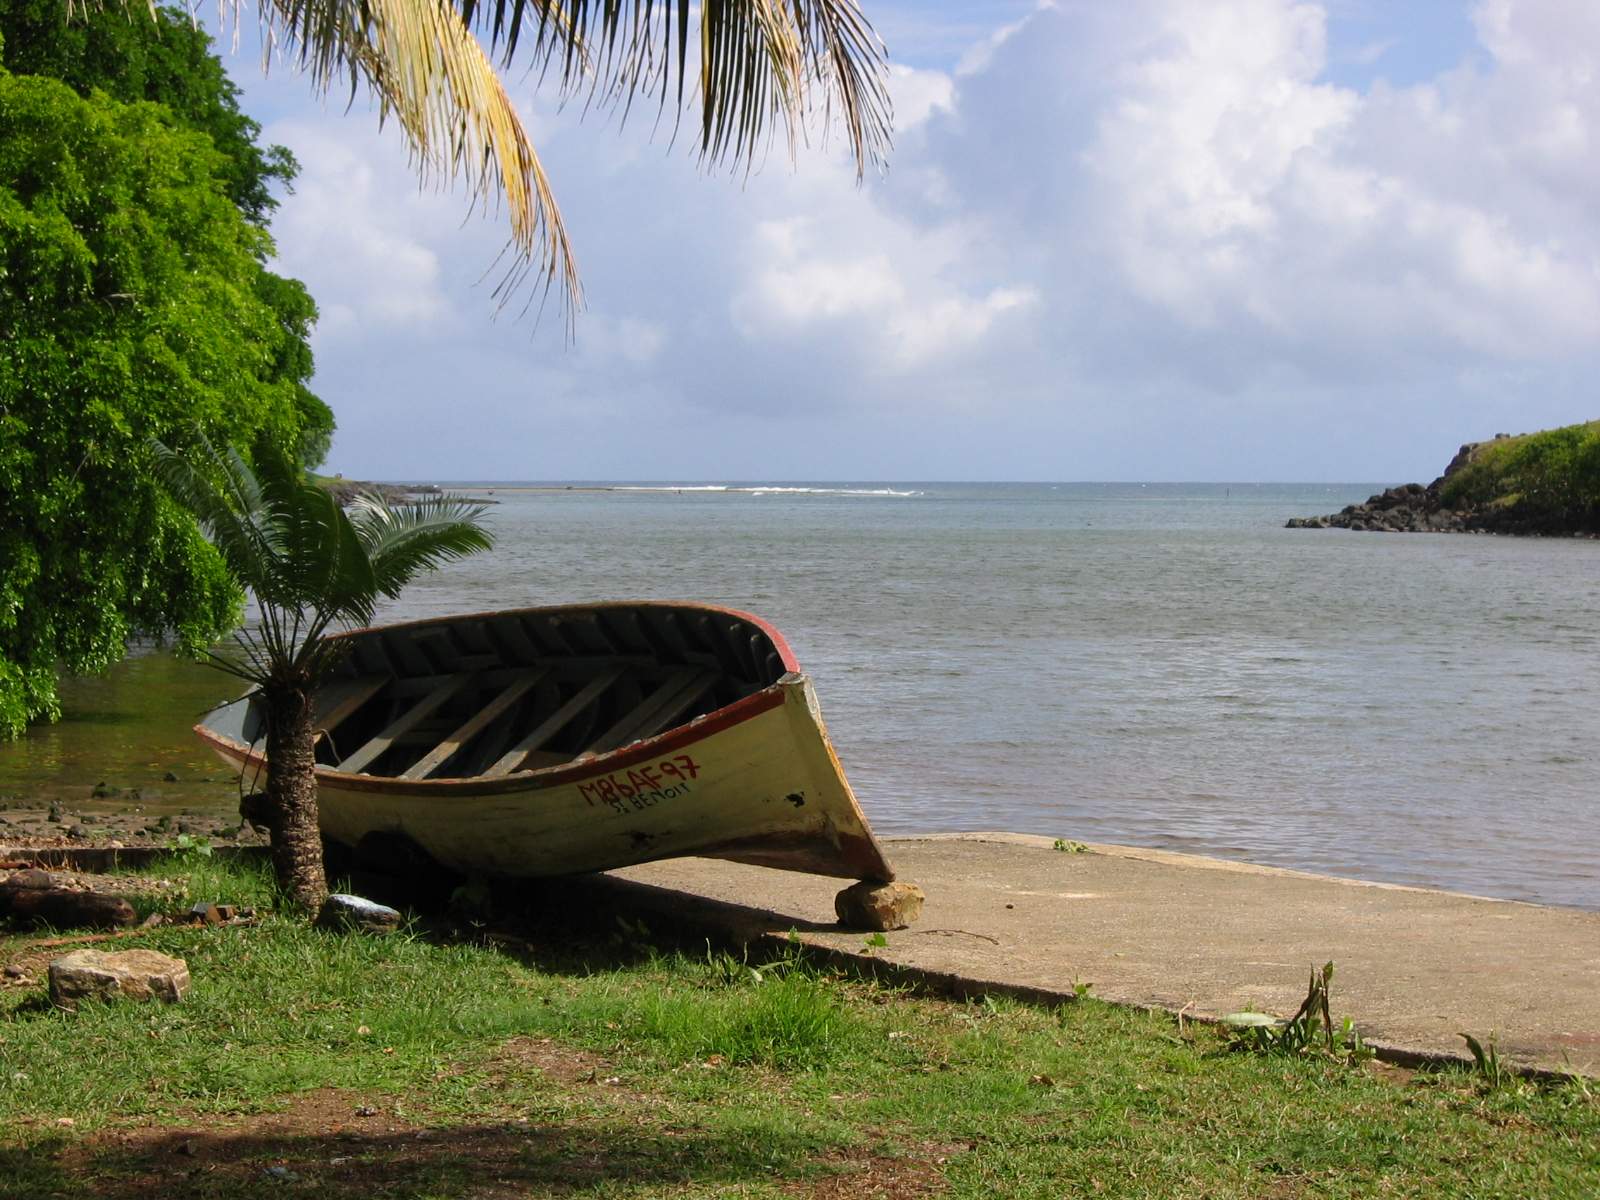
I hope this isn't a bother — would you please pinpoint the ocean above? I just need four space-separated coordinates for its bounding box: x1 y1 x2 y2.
5 481 1597 909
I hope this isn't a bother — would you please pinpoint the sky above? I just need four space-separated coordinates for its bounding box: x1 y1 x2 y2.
213 1 1600 482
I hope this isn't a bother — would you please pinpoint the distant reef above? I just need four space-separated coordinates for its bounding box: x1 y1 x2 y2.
1287 420 1600 536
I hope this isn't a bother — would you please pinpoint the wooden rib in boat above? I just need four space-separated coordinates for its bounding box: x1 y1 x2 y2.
194 601 894 884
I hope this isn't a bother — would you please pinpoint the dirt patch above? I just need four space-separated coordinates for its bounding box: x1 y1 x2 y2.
789 1146 951 1199
0 806 264 848
58 1090 571 1199
16 1038 955 1198
34 1081 820 1199
494 1034 615 1086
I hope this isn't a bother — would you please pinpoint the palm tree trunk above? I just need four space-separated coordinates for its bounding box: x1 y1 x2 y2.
261 678 329 912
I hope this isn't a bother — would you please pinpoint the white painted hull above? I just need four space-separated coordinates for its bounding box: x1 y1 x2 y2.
195 603 894 883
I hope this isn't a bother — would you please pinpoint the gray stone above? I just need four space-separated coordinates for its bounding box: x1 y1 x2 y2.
834 880 925 931
48 949 189 1009
316 893 402 935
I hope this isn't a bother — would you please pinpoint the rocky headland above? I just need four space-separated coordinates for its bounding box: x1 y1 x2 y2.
316 476 444 506
1288 423 1600 536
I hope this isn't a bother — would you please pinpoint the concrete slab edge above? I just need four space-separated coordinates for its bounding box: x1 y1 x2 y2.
571 870 1590 1085
902 832 1540 909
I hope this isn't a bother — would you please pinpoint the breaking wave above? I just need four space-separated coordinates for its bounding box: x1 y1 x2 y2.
611 484 922 497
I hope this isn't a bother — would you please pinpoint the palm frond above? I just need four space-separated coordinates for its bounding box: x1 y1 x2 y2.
249 443 381 627
150 435 276 593
471 0 891 176
228 0 887 313
253 0 579 318
346 491 495 599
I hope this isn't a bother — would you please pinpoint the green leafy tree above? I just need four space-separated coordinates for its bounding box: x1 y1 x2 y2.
155 435 492 910
0 65 326 737
1 3 334 467
2 1 297 224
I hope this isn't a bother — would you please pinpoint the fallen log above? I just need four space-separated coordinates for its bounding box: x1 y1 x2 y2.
0 884 137 930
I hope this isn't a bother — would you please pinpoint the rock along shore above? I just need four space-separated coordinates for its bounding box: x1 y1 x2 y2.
317 478 444 507
1287 437 1598 536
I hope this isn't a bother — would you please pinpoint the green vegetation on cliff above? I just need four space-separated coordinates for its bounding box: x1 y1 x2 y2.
1439 421 1600 529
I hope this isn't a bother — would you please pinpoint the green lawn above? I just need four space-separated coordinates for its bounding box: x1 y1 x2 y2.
1 855 1594 1198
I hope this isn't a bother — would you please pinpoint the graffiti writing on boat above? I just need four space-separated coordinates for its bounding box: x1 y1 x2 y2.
579 754 702 815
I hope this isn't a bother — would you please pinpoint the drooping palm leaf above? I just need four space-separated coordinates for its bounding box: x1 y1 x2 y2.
198 0 888 313
453 0 888 168
247 0 579 316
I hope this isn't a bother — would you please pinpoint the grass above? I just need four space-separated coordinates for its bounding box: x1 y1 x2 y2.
1 856 1596 1198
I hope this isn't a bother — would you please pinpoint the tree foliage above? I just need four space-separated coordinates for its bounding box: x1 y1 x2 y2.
0 64 324 737
1 1 297 224
1 4 333 463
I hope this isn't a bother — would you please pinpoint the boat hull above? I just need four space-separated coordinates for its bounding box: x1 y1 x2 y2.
195 606 894 884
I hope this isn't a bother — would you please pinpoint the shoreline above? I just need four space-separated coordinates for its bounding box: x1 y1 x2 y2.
2 806 1596 916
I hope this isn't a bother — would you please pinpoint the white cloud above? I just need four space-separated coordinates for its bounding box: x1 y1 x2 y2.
265 121 459 341
900 0 1600 374
733 213 1037 372
241 0 1600 481
1348 37 1396 66
888 64 956 130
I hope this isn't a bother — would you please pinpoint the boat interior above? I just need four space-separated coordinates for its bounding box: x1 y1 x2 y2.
231 605 789 780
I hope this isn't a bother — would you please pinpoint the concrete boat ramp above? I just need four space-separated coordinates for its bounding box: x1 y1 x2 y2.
584 833 1600 1078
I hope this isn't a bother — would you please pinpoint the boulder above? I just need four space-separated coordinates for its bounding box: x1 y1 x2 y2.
835 880 925 931
315 893 402 935
49 949 190 1009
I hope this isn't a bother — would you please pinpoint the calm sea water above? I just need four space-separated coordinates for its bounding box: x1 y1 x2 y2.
4 482 1597 909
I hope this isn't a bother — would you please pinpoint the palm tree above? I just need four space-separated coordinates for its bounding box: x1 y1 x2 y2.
154 433 493 910
156 0 891 316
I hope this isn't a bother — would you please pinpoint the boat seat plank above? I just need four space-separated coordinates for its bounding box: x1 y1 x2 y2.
650 671 722 732
585 668 719 755
399 668 551 780
313 675 389 736
337 674 478 775
532 614 578 656
484 666 626 777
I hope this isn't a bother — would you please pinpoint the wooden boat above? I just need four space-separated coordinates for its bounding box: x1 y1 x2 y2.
194 602 895 885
